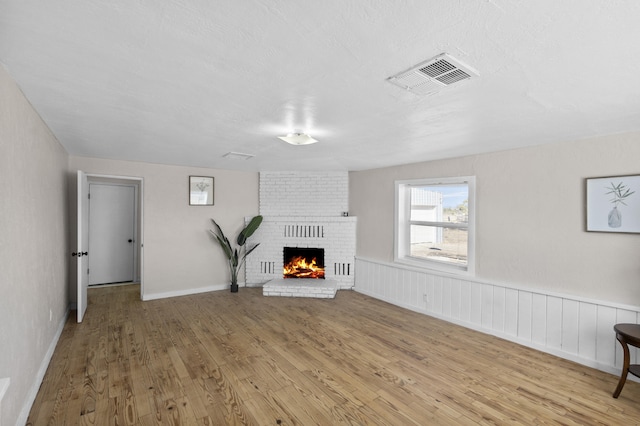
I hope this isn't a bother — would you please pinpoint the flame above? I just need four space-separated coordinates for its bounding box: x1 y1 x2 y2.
283 256 325 279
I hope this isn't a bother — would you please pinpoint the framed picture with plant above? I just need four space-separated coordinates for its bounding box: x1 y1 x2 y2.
189 176 214 206
586 174 640 233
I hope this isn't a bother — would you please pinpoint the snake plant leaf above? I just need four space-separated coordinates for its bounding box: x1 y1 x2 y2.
237 215 263 246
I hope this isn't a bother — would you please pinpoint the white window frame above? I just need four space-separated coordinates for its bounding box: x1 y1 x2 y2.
395 176 475 276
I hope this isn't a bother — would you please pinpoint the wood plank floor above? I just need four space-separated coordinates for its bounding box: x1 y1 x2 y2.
28 284 640 425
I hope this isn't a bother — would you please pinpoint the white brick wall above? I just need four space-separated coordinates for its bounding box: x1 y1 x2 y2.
246 217 356 289
259 171 349 217
248 172 356 289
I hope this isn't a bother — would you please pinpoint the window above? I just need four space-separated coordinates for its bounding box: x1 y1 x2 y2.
395 176 475 274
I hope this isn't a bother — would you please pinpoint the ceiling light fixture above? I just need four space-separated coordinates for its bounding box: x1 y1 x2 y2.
277 132 318 145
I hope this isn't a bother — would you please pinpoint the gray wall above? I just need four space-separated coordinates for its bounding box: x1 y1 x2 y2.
350 133 640 306
0 65 69 426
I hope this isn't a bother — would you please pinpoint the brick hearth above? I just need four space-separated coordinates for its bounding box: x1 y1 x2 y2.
263 278 337 298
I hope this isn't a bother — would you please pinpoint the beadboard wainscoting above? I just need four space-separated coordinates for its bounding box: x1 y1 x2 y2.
354 257 640 378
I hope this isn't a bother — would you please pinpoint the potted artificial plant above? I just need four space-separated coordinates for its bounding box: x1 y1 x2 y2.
209 215 263 292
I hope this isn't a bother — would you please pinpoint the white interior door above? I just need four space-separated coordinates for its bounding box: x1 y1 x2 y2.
88 184 135 285
77 170 89 323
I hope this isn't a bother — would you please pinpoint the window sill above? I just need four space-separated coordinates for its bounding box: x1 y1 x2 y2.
394 256 473 277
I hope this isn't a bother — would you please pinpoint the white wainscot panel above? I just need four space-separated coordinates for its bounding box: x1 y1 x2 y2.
517 291 532 341
492 287 506 333
470 282 482 325
504 288 519 337
441 277 452 318
578 303 597 361
596 306 617 366
531 293 547 346
546 296 563 351
562 299 580 355
354 257 640 379
459 280 471 324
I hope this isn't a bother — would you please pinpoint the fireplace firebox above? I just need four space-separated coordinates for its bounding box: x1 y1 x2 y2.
283 247 325 279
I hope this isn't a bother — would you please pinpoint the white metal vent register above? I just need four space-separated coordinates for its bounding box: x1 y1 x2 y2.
387 53 478 95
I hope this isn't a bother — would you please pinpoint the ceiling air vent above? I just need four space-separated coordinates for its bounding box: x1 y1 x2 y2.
387 53 478 95
223 151 254 160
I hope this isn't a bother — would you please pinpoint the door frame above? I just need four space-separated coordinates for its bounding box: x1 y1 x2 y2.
83 174 144 296
77 171 89 322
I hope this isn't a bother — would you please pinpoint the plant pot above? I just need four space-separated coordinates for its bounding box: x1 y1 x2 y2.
230 283 239 293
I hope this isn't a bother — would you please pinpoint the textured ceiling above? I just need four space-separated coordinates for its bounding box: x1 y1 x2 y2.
2 0 640 172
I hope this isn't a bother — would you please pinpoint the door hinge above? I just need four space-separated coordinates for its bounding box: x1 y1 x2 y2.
87 268 90 275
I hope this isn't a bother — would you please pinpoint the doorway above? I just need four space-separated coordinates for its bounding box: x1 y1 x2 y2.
77 173 144 322
88 183 137 285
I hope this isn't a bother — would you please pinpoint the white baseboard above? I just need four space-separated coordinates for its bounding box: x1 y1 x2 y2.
16 307 69 426
142 282 245 301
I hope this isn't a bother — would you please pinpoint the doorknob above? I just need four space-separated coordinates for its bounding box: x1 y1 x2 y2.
128 239 133 243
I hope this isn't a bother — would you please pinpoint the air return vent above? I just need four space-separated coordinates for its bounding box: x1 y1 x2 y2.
387 53 478 95
223 151 254 160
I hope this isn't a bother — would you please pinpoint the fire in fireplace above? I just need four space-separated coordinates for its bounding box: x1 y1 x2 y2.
283 247 325 279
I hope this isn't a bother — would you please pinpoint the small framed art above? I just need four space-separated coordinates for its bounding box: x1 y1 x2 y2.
586 174 640 233
189 176 214 206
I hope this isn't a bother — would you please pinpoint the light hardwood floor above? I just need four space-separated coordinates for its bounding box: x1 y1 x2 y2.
28 284 640 425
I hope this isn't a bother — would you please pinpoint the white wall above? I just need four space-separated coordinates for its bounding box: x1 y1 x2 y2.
350 133 640 376
0 65 69 426
68 157 259 300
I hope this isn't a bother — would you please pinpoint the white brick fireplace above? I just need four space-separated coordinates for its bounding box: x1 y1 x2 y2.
245 172 356 295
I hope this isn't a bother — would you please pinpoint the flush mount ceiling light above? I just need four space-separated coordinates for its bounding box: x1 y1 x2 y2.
277 132 318 145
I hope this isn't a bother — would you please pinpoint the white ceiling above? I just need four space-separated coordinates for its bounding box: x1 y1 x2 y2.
2 0 640 172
